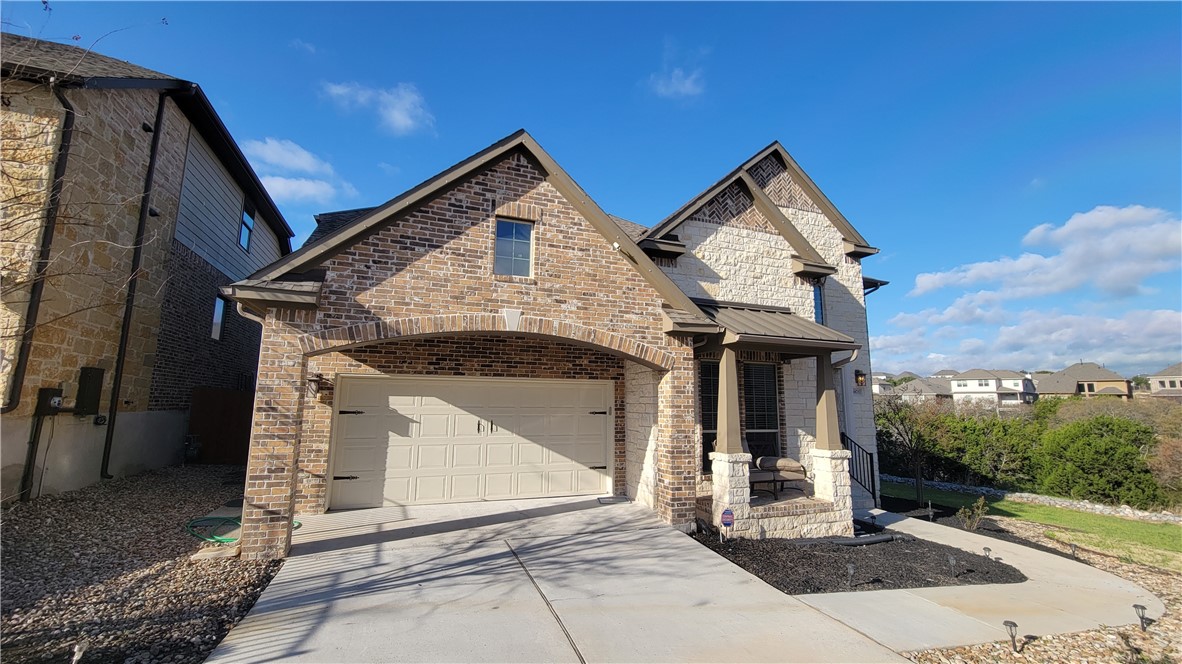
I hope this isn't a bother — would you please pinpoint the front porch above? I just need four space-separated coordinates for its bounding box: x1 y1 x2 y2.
681 300 871 539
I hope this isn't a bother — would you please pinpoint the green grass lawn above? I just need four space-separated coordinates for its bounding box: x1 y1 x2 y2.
881 480 1182 570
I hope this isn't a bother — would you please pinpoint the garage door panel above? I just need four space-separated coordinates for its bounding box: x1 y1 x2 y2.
417 445 449 469
331 377 611 508
485 473 513 498
417 413 452 438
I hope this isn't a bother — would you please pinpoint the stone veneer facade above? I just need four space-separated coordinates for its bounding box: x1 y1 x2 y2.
1 76 284 498
238 151 700 559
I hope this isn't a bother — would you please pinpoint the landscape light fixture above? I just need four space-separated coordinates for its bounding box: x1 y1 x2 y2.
1003 620 1019 652
947 554 957 578
854 370 867 387
846 563 855 589
983 546 991 559
1134 604 1149 631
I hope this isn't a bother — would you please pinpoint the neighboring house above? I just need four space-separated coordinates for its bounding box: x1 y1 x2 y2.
949 369 1037 408
223 130 882 559
1145 362 1182 402
894 376 952 403
871 374 894 395
1035 362 1133 400
1 34 292 501
931 368 960 379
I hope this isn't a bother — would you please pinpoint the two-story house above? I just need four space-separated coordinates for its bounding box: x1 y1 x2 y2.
1 33 293 501
222 130 883 559
1035 362 1133 400
949 369 1037 408
1146 362 1182 402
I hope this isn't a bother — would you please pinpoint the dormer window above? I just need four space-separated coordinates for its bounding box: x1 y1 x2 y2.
494 218 533 277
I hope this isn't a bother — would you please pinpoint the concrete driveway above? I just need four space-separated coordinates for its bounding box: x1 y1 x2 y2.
206 497 903 663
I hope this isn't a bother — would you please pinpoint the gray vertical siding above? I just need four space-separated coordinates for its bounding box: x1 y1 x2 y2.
175 130 282 280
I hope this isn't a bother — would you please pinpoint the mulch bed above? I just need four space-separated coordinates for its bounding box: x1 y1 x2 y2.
691 528 1026 595
880 494 1078 560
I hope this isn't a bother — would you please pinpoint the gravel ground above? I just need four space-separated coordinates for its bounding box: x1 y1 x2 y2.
906 516 1181 664
1 465 280 664
691 529 1025 595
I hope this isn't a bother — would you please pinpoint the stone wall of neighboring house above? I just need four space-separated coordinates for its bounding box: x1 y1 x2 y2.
148 239 262 410
239 151 699 559
0 84 191 499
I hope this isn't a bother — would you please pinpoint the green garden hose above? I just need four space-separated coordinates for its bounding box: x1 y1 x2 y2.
186 516 301 543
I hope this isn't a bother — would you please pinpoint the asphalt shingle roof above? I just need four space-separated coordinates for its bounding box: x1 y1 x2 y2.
1151 362 1182 377
1 32 174 81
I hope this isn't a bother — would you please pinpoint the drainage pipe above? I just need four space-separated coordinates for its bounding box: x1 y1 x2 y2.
99 90 171 479
2 82 76 415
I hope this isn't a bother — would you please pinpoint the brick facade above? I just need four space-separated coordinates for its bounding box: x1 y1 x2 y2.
239 150 699 558
149 239 262 410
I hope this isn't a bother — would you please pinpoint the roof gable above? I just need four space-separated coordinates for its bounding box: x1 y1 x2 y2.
1151 362 1182 377
251 130 700 314
646 141 876 259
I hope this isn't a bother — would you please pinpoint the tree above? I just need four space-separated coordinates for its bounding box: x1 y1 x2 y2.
1132 374 1150 391
873 395 949 503
1034 416 1162 508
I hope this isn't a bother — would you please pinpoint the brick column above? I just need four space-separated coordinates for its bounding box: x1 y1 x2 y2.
710 451 754 534
239 310 307 560
654 339 697 530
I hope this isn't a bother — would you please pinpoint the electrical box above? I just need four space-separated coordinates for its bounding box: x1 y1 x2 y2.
75 367 104 416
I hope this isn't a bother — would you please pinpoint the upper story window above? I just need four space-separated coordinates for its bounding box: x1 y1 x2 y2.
239 204 255 252
494 218 533 277
1086 383 1096 393
1170 380 1178 388
955 380 968 388
812 281 825 325
211 296 227 340
977 379 990 387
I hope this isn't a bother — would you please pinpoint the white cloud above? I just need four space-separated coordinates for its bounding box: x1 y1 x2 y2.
911 205 1181 298
873 308 1182 377
290 38 316 54
650 67 705 98
322 81 434 135
889 291 1007 328
377 162 400 177
260 176 337 205
242 138 333 176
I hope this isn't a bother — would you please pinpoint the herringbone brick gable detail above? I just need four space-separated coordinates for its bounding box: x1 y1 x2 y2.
748 154 822 214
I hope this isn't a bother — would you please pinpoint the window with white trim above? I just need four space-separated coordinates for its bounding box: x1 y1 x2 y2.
494 218 533 277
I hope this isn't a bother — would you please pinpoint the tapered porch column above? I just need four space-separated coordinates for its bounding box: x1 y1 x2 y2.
715 346 743 454
815 353 842 451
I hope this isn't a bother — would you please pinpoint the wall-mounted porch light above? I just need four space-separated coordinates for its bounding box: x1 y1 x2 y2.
307 373 332 395
854 370 867 388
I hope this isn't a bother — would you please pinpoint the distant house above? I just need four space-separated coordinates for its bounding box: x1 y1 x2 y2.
1146 362 1182 402
931 368 960 379
894 376 952 403
1 34 293 500
1035 362 1132 400
950 369 1037 408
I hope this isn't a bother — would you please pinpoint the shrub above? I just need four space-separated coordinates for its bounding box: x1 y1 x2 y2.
1034 416 1162 508
956 496 989 530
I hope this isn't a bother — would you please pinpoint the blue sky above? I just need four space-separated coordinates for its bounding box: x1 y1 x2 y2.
4 2 1180 377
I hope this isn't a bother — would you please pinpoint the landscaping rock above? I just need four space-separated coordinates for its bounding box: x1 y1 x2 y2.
0 465 280 664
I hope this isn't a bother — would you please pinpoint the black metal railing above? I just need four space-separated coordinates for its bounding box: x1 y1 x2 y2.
840 432 877 502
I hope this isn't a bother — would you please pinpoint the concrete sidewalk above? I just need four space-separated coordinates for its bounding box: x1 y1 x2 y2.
797 510 1167 652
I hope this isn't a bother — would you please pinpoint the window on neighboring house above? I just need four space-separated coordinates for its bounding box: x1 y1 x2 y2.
699 361 719 474
1086 383 1096 393
494 218 533 277
211 296 227 340
1170 380 1178 388
956 380 968 388
744 363 780 460
978 379 990 387
812 281 825 325
239 204 255 251
1160 381 1167 388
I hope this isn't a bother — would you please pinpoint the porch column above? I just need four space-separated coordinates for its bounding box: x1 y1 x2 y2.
815 353 842 451
716 346 743 454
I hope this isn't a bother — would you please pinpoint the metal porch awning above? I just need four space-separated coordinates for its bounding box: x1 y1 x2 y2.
693 299 860 353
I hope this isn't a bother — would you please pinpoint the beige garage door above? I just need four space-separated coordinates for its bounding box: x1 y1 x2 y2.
329 376 613 508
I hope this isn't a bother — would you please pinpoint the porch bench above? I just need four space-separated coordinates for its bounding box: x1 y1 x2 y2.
749 456 808 499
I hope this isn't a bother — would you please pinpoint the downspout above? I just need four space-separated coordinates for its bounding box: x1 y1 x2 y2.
100 89 175 479
2 81 75 415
